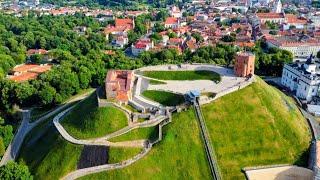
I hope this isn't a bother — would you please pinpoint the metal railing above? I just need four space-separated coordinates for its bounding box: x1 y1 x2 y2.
194 100 222 180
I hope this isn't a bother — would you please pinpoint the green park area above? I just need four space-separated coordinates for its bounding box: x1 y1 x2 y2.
61 95 128 139
201 78 311 179
18 126 143 180
80 109 211 179
109 126 158 142
142 90 185 106
18 127 83 180
143 70 221 82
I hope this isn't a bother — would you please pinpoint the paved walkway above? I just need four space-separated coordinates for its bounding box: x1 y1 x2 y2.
139 64 247 94
0 90 95 166
62 145 152 180
53 105 167 148
53 93 172 179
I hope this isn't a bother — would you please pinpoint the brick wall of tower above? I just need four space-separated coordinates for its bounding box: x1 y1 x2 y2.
234 53 255 77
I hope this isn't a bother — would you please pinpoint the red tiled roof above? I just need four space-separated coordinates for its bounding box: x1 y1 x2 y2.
135 43 147 49
168 38 184 43
285 14 308 24
12 64 39 73
257 13 285 19
27 49 48 56
105 70 134 102
234 42 255 48
165 17 178 25
28 65 52 73
9 72 38 82
115 18 134 29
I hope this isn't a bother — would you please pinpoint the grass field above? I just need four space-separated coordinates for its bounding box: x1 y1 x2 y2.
123 104 139 113
80 109 211 179
19 126 144 180
18 126 83 180
142 90 185 106
108 148 142 164
61 95 128 139
143 70 221 82
109 126 158 142
149 79 166 85
201 77 311 179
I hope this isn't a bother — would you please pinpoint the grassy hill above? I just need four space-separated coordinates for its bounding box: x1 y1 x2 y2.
143 70 221 82
18 125 143 180
201 77 311 179
80 109 211 179
61 95 128 139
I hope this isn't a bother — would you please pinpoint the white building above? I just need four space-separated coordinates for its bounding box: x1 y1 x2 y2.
164 17 180 29
281 58 320 102
267 37 320 57
131 39 154 56
170 6 182 18
256 13 285 24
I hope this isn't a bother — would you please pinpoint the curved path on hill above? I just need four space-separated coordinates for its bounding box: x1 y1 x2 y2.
62 145 152 180
0 89 95 166
53 94 171 180
53 96 172 180
53 105 168 148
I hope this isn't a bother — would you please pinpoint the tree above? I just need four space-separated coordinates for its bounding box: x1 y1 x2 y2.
191 32 204 43
153 23 165 32
29 54 43 64
269 30 277 35
38 83 56 105
0 125 13 147
289 25 296 30
155 10 169 21
317 50 320 59
0 137 5 157
168 32 177 38
0 55 15 73
150 33 162 42
13 82 36 106
221 35 235 42
78 66 92 89
0 162 33 180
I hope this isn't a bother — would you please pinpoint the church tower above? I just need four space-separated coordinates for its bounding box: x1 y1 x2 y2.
273 0 282 13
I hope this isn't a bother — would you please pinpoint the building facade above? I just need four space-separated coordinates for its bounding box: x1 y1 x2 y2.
281 58 320 102
267 38 320 57
234 52 255 77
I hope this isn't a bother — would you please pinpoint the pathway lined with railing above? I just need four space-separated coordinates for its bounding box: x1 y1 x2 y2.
194 100 222 180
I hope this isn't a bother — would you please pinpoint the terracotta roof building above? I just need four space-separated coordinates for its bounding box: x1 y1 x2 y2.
256 13 285 24
105 70 134 104
9 64 52 82
27 49 48 56
165 17 180 29
115 18 134 30
267 36 320 57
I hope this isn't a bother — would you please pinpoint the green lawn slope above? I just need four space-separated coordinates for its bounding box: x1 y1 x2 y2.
201 77 311 179
142 90 185 106
61 95 128 139
19 126 143 180
109 126 158 142
18 127 83 180
143 70 221 82
80 109 211 179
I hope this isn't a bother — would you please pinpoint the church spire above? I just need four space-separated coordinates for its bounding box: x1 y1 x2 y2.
273 0 282 13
